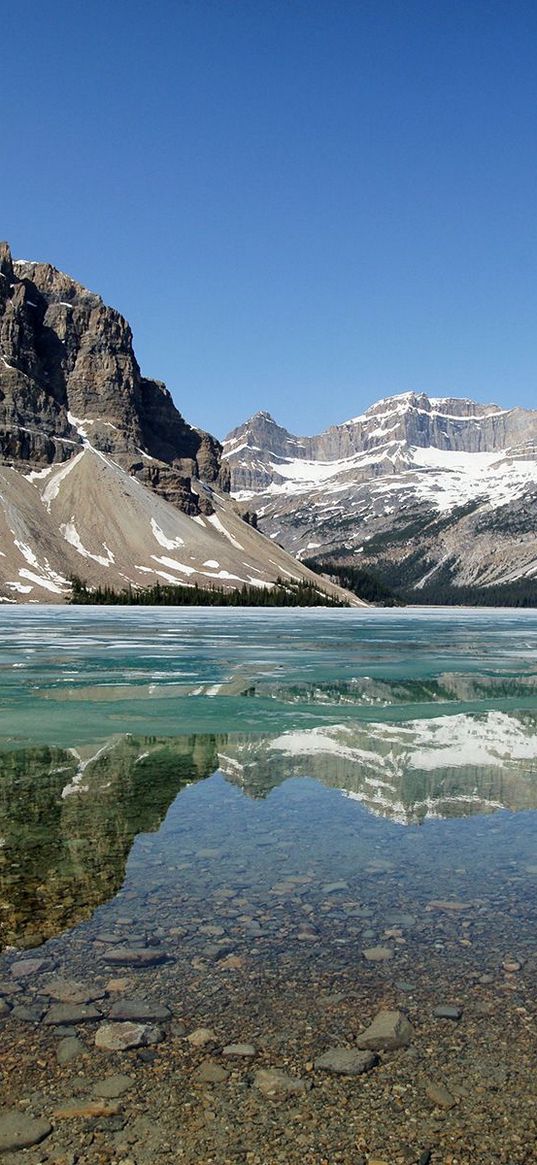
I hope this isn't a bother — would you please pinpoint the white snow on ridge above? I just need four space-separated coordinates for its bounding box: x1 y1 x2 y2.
150 519 184 549
60 518 114 566
41 451 85 509
207 512 244 549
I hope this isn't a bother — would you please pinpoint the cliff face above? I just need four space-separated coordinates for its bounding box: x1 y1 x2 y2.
0 241 227 512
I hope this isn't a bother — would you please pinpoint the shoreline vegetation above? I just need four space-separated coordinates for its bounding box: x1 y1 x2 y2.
68 576 350 608
303 558 537 608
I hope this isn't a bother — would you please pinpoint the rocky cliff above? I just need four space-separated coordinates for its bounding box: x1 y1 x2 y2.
224 393 537 600
0 241 226 514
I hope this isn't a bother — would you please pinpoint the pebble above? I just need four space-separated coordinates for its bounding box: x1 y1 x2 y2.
95 1021 162 1051
425 1081 457 1109
0 999 11 1018
186 1027 217 1047
0 1110 52 1152
362 946 394 962
314 1047 378 1075
433 1004 463 1021
57 1036 87 1065
193 1059 230 1083
502 956 524 973
222 1043 256 1057
254 1068 311 1098
356 1009 413 1050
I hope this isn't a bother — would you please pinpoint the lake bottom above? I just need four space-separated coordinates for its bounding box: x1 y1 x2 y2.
1 763 536 1165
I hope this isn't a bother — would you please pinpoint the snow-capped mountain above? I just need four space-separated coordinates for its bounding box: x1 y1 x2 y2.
217 710 537 824
0 242 358 604
223 394 537 600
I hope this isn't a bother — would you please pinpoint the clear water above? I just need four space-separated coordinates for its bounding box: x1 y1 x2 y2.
1 606 537 948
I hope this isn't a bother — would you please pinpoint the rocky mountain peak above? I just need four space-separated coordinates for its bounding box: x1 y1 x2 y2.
0 243 229 515
0 241 13 279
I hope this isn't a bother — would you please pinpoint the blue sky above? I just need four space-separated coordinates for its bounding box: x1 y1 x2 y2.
3 1 537 437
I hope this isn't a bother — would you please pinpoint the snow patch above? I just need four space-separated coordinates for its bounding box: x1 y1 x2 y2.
150 519 184 549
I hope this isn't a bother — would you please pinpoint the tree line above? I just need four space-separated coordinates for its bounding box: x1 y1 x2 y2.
68 575 349 608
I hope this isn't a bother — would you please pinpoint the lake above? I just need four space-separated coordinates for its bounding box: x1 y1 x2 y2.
0 607 536 1164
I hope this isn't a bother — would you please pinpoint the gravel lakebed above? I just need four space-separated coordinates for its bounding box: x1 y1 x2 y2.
1 831 537 1165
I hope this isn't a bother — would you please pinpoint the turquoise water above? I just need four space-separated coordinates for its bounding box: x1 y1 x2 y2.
2 606 537 745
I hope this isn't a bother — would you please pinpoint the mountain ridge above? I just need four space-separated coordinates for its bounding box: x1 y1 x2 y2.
223 393 537 600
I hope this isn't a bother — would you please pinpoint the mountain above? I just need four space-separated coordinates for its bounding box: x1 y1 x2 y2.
223 394 537 601
0 242 359 604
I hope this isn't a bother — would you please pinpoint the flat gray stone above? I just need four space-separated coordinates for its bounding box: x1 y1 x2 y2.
43 1003 102 1026
10 1005 45 1023
362 946 394 962
93 1073 134 1098
0 982 20 997
433 1005 463 1021
356 1009 413 1051
108 998 171 1022
57 1036 87 1065
0 1000 11 1019
193 1059 229 1084
0 1109 52 1152
95 1021 162 1051
41 977 106 1005
105 947 167 967
10 958 45 978
222 1043 256 1058
314 1047 378 1075
322 881 349 894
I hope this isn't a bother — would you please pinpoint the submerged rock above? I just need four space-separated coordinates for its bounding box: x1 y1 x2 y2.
314 1047 378 1075
108 998 171 1022
95 1021 162 1051
43 1003 102 1026
356 1010 413 1051
433 1004 463 1021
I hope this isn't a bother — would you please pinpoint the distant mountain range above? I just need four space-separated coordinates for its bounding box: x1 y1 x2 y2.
224 396 537 603
0 242 357 605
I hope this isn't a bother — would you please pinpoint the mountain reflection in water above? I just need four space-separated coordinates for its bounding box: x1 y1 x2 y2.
2 708 537 951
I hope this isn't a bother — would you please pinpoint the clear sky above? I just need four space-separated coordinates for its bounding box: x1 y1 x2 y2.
3 1 537 437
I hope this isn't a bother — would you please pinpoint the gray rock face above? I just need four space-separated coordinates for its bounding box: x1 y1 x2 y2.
223 394 537 596
0 242 226 509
